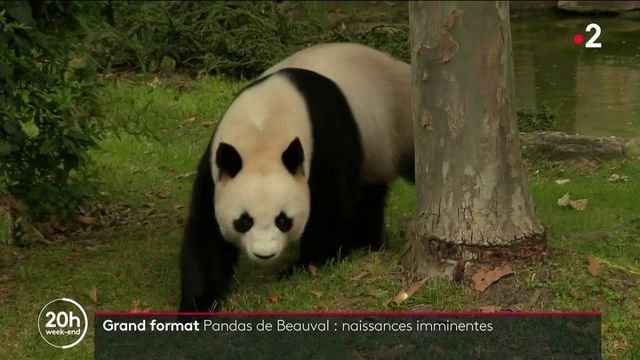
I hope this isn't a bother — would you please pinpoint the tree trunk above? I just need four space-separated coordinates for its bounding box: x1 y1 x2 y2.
408 1 546 276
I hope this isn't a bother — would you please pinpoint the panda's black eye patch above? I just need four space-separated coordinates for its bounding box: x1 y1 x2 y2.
275 211 293 233
233 212 253 233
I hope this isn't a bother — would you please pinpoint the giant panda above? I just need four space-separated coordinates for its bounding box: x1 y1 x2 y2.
179 43 412 312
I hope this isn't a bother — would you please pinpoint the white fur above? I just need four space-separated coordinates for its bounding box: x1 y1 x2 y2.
211 74 312 262
214 171 309 262
211 75 313 182
211 43 412 262
262 43 412 183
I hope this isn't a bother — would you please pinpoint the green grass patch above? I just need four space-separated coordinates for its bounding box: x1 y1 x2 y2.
0 75 638 358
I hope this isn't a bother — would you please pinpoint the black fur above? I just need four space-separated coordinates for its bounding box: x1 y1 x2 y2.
179 68 393 312
215 142 242 179
281 137 304 175
179 141 239 312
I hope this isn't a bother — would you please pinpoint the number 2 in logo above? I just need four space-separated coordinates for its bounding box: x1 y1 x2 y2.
585 23 602 48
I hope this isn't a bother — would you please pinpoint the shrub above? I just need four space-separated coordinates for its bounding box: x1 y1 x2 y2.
0 2 105 221
91 2 410 78
91 2 324 78
516 106 557 132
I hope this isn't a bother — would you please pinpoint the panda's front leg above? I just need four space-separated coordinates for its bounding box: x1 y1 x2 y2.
179 232 239 312
179 150 239 312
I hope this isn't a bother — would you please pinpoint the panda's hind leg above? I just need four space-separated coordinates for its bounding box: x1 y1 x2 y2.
354 183 389 251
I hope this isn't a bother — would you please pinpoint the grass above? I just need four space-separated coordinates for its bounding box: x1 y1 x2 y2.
0 74 638 358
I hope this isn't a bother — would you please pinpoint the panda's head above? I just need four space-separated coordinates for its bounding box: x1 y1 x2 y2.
213 137 310 263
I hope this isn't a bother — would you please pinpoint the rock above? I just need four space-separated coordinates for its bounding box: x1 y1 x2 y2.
557 1 640 14
519 131 637 160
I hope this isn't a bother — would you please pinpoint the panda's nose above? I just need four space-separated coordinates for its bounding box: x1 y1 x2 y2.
254 252 276 260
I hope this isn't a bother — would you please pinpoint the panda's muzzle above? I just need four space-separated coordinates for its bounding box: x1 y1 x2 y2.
253 252 276 260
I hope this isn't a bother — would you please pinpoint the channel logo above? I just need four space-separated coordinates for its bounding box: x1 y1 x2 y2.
37 298 88 349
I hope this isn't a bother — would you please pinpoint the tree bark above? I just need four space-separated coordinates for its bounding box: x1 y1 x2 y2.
408 1 546 276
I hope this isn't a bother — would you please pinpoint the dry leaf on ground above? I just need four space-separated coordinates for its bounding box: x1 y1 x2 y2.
557 193 588 211
587 256 603 276
479 305 502 312
555 179 571 185
570 288 582 299
471 264 513 292
89 285 97 303
308 264 318 275
608 174 629 183
557 193 571 207
268 294 280 304
384 278 427 306
570 199 588 211
78 216 97 225
350 264 373 283
131 299 142 312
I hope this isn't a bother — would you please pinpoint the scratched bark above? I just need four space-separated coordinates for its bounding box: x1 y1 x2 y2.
408 1 546 268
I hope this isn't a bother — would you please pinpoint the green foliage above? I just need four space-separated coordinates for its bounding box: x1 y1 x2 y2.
516 106 557 132
0 2 106 221
320 24 410 63
91 2 323 77
91 2 410 78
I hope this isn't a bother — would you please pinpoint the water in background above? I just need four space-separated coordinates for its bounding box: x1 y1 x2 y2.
317 2 640 138
511 11 640 137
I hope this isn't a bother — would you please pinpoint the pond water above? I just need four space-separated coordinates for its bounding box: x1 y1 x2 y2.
511 11 640 137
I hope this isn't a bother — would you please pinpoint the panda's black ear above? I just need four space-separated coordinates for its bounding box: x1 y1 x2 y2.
216 142 242 179
282 137 304 176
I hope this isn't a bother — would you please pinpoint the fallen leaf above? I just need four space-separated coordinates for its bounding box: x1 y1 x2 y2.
147 76 160 88
570 288 582 299
350 264 373 282
89 285 98 303
141 208 156 218
308 264 318 275
227 297 239 306
131 299 142 312
404 278 428 297
173 204 186 210
570 199 588 211
157 188 171 199
555 179 571 185
587 256 603 276
510 303 527 311
268 294 280 304
557 193 588 211
386 278 428 306
471 264 513 292
175 172 196 179
557 192 571 207
479 305 502 313
202 121 214 127
310 290 322 298
78 216 97 225
184 116 196 123
608 174 629 183
529 289 542 305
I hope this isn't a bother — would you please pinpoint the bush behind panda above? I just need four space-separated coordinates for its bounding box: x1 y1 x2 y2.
179 43 413 312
